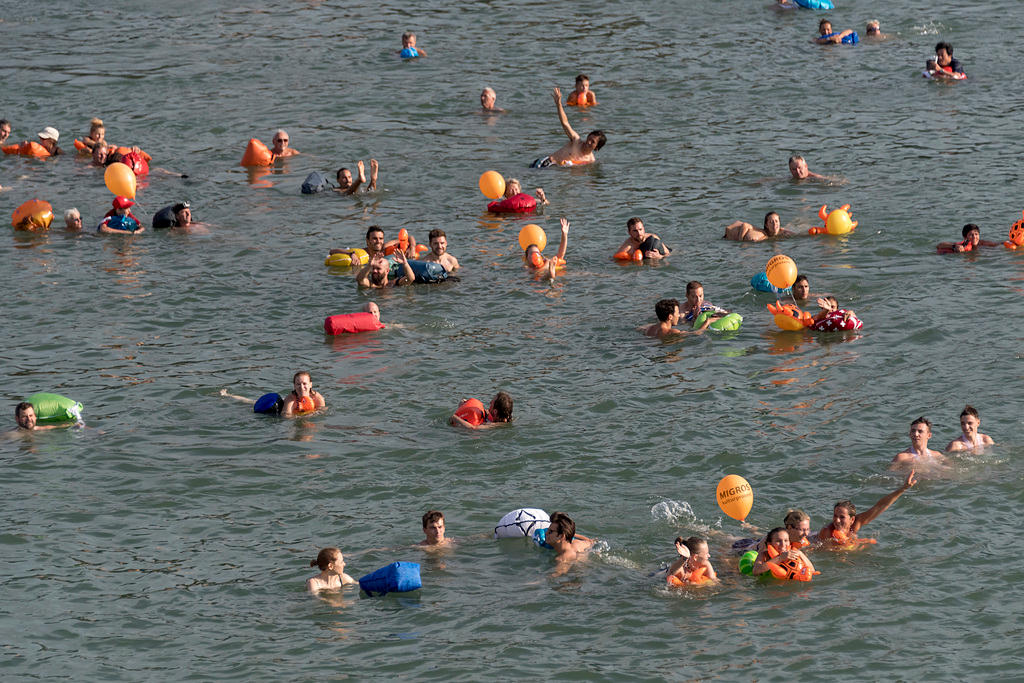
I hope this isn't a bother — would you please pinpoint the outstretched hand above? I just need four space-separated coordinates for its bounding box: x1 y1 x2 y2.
560 217 570 234
552 87 562 103
904 470 917 489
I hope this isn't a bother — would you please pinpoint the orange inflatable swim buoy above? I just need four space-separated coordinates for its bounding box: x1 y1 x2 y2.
240 138 275 167
3 141 50 158
74 138 89 152
453 398 488 426
765 544 818 581
11 199 55 230
668 566 713 586
294 395 316 413
767 301 813 331
567 91 597 107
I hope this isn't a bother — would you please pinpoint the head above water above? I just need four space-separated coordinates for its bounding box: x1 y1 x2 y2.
547 511 576 543
15 402 36 429
490 391 513 422
480 87 497 109
792 274 809 299
788 155 809 179
764 211 781 235
310 547 342 571
583 130 606 152
655 298 680 323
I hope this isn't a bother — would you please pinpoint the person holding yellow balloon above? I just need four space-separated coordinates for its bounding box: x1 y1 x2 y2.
529 88 606 168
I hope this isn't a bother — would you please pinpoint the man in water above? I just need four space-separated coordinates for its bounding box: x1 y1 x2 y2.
680 281 727 324
332 225 387 261
356 251 415 289
0 119 11 144
334 159 378 195
418 510 453 547
10 402 67 434
546 512 594 576
270 129 299 157
935 41 965 75
789 155 824 180
615 218 671 260
723 212 793 241
644 299 683 338
480 87 504 113
936 224 1000 253
530 87 606 168
423 228 460 271
891 417 946 468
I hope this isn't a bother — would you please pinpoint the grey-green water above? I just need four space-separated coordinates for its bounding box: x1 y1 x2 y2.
2 1 1022 680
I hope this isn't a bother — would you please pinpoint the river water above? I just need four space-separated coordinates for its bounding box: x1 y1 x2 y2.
2 0 1022 680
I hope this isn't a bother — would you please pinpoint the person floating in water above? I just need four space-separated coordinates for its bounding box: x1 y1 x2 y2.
680 281 728 325
566 73 597 107
10 402 72 434
723 211 793 241
270 129 299 158
423 229 460 272
334 159 378 195
815 19 858 45
892 417 946 468
525 217 569 280
751 527 816 579
819 470 917 545
283 371 326 417
418 510 453 547
399 31 426 58
643 298 711 338
666 536 717 585
788 155 824 181
546 512 594 576
530 88 606 168
936 224 999 253
615 217 672 260
449 392 513 429
306 547 357 593
480 87 504 113
945 405 994 452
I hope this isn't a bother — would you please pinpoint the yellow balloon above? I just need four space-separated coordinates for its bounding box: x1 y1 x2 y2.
826 209 855 235
104 162 137 199
518 224 546 252
765 254 797 290
717 475 753 522
479 171 506 199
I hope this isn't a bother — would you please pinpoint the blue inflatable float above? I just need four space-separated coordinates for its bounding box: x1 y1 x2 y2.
751 272 792 295
796 0 834 8
359 562 422 596
254 393 283 414
390 259 449 283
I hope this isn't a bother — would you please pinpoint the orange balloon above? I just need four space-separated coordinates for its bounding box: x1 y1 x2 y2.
104 162 136 198
518 224 546 252
11 199 54 230
479 171 506 199
765 254 797 290
1009 211 1024 246
716 474 753 521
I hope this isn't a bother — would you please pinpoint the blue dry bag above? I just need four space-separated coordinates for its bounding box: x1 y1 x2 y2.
358 562 422 596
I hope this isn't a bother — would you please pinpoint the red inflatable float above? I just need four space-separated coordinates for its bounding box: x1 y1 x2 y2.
240 138 274 167
487 193 537 214
810 310 863 332
324 312 385 335
453 398 488 426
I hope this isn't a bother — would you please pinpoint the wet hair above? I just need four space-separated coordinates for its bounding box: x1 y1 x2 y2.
0 119 10 128
788 155 804 165
767 527 788 543
960 405 979 420
492 391 513 422
575 74 589 84
784 509 809 527
481 86 495 96
833 500 856 517
655 298 680 322
586 130 607 151
866 20 880 32
935 41 953 56
310 547 341 569
422 510 444 528
105 151 124 166
911 416 932 430
336 167 350 181
961 223 980 238
548 512 576 542
293 370 311 384
764 211 780 231
626 217 644 230
794 274 808 287
15 401 33 417
682 536 707 555
366 225 385 240
428 228 446 242
686 281 703 296
818 18 831 31
402 31 416 42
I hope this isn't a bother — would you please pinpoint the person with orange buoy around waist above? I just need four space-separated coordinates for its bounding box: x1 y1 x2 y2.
97 196 144 234
282 371 326 417
818 470 916 548
667 536 717 586
529 87 606 168
614 217 671 261
523 218 569 280
3 126 62 157
566 73 598 107
449 391 513 430
752 527 818 581
74 117 107 153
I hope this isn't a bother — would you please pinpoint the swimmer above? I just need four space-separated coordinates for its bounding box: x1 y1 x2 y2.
667 537 717 585
864 20 886 40
529 88 606 168
0 119 10 144
170 202 195 228
64 208 83 231
723 211 793 241
306 547 357 593
680 281 728 324
498 178 548 208
547 512 594 576
334 159 378 195
332 225 388 260
752 527 816 578
644 298 711 338
399 31 426 58
566 74 597 107
418 510 453 547
616 217 671 260
935 41 965 75
810 296 856 327
525 217 569 280
270 129 298 158
97 196 144 234
91 142 109 166
79 117 106 151
936 224 1000 253
36 127 62 156
945 405 995 452
815 19 856 45
892 417 946 468
788 155 824 181
480 87 504 113
423 229 460 272
818 470 917 545
923 58 965 81
282 371 326 417
11 402 69 433
791 274 812 302
744 509 817 553
356 251 416 289
449 391 513 429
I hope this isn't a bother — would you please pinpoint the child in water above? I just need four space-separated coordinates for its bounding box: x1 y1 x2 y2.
945 405 995 451
283 371 326 417
525 217 569 280
80 117 106 152
666 537 717 585
306 547 357 593
752 527 816 579
399 31 426 58
566 74 597 107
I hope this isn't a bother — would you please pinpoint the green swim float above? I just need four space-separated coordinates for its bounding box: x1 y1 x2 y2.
693 311 743 331
26 392 83 423
738 550 757 576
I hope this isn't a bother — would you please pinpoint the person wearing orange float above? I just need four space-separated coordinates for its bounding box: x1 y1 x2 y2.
449 391 513 429
946 405 995 452
530 88 606 168
614 217 671 261
270 129 299 158
752 527 817 580
75 118 106 152
282 371 326 417
936 224 1001 254
525 218 569 280
3 126 61 157
566 74 597 107
667 537 717 586
0 119 10 145
892 417 946 468
818 470 917 546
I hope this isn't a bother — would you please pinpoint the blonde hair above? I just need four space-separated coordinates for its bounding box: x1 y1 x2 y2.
89 118 104 134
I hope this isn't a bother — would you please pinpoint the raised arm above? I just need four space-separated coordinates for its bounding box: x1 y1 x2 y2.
552 87 579 141
853 470 916 533
367 159 378 191
394 249 415 284
555 218 569 260
354 261 373 286
342 160 365 195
